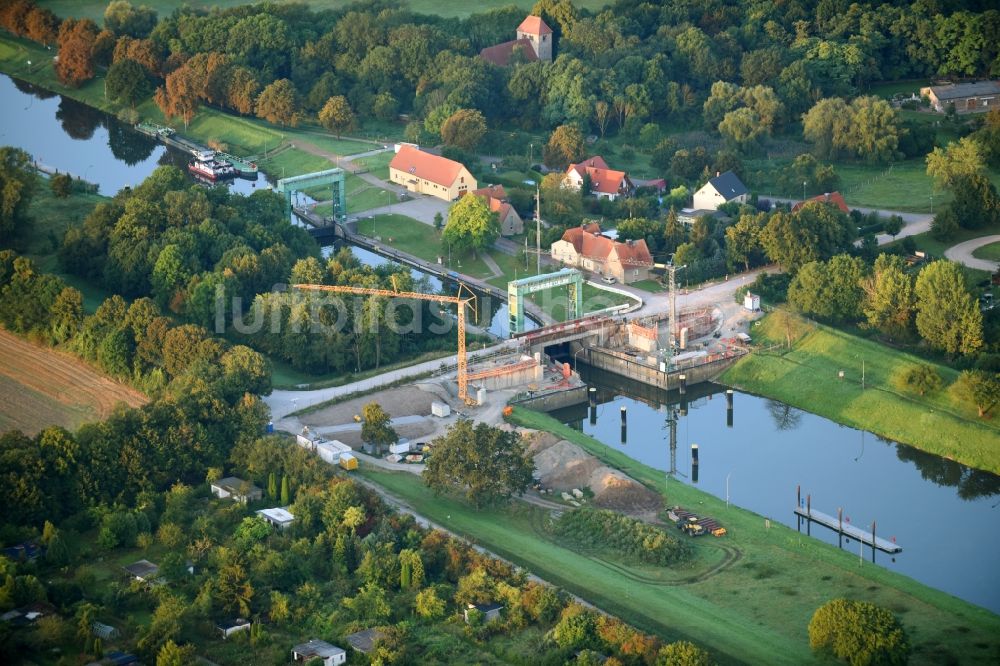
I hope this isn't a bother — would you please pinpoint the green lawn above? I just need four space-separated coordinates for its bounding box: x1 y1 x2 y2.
270 349 450 392
867 80 931 99
362 411 1000 665
721 311 1000 474
310 171 390 214
350 150 395 179
38 0 611 22
631 278 667 292
972 241 1000 262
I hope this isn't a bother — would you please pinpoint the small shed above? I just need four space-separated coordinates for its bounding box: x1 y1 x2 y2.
216 617 252 639
346 628 386 654
91 621 120 640
256 507 295 529
292 639 346 666
431 401 451 417
465 602 504 624
123 559 160 584
210 477 263 503
743 292 760 312
104 651 139 666
1 541 44 562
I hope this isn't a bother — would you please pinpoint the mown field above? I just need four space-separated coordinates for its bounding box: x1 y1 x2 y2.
0 329 148 435
721 311 1000 474
972 241 1000 262
362 408 1000 665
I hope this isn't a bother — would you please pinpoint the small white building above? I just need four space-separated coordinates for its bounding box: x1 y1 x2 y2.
431 401 451 417
465 602 504 624
292 639 346 666
256 507 295 529
744 292 760 312
216 617 251 639
210 477 263 503
693 171 749 211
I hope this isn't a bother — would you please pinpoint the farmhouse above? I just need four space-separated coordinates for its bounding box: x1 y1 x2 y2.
292 639 346 666
472 184 524 235
479 15 553 66
389 144 476 201
792 191 850 214
550 223 653 283
921 81 1000 114
693 170 749 210
562 156 635 201
210 476 263 503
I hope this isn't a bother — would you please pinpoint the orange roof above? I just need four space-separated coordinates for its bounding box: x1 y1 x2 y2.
517 15 553 35
389 145 467 188
569 156 610 175
557 224 650 266
586 167 631 195
792 191 850 214
613 239 653 267
473 184 507 201
479 39 538 67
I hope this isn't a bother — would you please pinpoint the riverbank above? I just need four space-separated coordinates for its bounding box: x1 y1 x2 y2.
721 311 1000 475
357 407 1000 664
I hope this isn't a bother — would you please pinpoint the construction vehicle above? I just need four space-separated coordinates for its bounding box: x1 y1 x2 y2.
293 281 478 403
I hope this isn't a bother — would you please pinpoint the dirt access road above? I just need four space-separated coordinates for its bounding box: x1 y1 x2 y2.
0 329 147 435
945 234 1000 271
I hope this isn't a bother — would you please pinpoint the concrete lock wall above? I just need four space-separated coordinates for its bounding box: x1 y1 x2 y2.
512 385 589 412
582 347 740 391
473 360 543 390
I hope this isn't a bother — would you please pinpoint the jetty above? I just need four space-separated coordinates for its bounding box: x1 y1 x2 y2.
134 122 258 178
795 487 902 555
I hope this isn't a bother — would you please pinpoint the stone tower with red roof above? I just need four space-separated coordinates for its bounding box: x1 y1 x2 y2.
516 15 553 62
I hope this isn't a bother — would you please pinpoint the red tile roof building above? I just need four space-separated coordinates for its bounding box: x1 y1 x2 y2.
480 15 553 66
551 223 653 283
389 145 476 201
791 191 850 214
471 185 523 235
562 156 635 201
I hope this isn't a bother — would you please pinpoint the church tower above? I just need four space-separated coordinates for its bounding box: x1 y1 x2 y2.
516 15 553 63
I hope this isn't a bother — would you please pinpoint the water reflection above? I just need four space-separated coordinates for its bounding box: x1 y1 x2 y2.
55 96 103 140
896 445 1000 501
766 399 802 431
108 121 157 165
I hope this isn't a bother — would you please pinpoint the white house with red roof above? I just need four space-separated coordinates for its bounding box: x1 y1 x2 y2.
471 184 523 236
480 15 553 66
551 222 653 283
389 144 476 201
562 156 635 201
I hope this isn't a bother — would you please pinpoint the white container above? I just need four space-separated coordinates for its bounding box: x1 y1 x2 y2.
390 442 412 455
431 401 451 417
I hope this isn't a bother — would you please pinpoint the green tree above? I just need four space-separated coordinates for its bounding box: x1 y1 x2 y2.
215 552 254 616
45 529 70 566
953 370 1000 418
0 147 37 241
442 193 500 258
267 472 277 500
361 402 398 454
318 96 356 139
861 255 914 340
914 261 983 355
399 549 424 590
901 365 942 396
104 1 157 38
725 213 765 272
105 58 151 107
256 79 300 127
50 173 73 198
543 124 586 169
802 97 851 160
719 107 764 152
342 582 391 622
155 639 195 666
808 598 909 666
656 640 712 666
552 603 599 650
926 136 988 190
424 420 533 509
440 108 487 151
415 587 445 619
50 286 84 343
280 475 290 504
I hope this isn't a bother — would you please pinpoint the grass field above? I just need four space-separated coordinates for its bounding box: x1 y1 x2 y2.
972 241 1000 262
362 408 1000 665
38 0 611 22
721 311 1000 474
0 329 147 435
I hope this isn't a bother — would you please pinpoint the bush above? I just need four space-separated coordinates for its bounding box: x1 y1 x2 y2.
808 598 909 666
552 509 689 566
899 365 942 396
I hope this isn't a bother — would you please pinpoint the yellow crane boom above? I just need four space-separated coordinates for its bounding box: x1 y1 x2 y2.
293 282 478 402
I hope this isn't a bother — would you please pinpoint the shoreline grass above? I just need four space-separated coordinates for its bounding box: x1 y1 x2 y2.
720 311 1000 474
361 408 1000 664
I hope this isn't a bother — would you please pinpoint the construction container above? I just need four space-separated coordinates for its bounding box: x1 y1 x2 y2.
390 441 412 455
431 401 451 417
339 452 357 471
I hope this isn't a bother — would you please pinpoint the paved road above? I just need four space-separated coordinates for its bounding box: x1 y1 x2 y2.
769 197 932 245
945 235 1000 271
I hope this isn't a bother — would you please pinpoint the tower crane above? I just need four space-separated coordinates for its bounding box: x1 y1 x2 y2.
293 282 478 403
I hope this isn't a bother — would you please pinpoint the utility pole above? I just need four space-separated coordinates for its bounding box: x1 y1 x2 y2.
666 263 686 359
535 186 542 275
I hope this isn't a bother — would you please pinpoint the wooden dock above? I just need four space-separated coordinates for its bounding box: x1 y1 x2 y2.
794 506 902 554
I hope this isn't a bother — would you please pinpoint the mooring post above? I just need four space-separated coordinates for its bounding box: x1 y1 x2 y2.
589 386 597 407
726 389 733 408
806 494 811 536
872 520 877 562
620 405 627 426
679 373 687 395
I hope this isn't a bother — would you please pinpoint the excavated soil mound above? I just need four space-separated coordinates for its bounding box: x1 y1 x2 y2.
531 437 662 514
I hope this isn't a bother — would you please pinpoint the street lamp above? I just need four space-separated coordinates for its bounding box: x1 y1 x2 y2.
802 180 806 201
573 347 587 370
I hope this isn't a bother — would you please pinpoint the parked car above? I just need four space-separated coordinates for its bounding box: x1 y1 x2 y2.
601 275 616 284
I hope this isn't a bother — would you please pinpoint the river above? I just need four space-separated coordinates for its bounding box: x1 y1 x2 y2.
552 369 1000 613
5 72 996 613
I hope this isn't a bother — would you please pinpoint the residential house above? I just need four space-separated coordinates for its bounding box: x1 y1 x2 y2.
791 191 850 214
256 507 295 529
389 144 476 202
562 156 635 201
346 628 386 655
472 184 523 235
216 617 252 640
550 223 653 283
465 602 504 624
210 476 263 503
479 15 553 66
692 170 749 210
292 639 347 666
921 81 1000 114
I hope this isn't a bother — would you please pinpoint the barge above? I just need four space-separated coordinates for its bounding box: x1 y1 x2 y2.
135 122 258 179
188 150 236 181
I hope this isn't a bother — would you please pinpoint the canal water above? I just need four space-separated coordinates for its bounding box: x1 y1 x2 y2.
551 369 1000 613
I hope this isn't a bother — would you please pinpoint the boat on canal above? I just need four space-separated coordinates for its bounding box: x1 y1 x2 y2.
188 150 236 181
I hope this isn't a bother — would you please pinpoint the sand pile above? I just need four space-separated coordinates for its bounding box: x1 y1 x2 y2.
529 435 661 513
